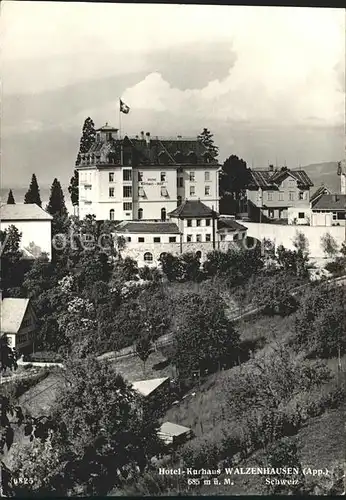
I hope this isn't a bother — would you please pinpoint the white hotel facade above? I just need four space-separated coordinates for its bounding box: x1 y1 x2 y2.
76 124 248 266
77 125 220 221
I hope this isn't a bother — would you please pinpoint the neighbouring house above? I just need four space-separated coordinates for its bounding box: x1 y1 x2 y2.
246 166 314 224
113 200 248 266
311 194 346 226
310 185 333 208
0 203 53 260
76 126 221 221
158 422 193 447
132 377 171 417
0 297 37 354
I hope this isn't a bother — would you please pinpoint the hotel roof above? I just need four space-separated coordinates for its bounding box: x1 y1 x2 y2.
0 204 52 221
115 221 181 234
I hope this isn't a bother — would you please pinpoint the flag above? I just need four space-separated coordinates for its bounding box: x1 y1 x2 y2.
120 99 130 114
337 161 342 176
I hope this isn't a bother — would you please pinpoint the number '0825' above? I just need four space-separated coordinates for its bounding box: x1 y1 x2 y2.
12 477 34 485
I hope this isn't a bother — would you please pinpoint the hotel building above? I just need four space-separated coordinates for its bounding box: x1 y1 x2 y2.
77 125 220 221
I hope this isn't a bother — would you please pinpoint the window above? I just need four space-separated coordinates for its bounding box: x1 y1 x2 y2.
278 191 284 201
109 209 115 220
177 196 182 206
123 169 132 181
220 234 226 242
153 237 161 243
144 252 153 263
289 191 295 201
109 187 115 198
187 219 192 227
190 186 195 196
196 234 202 242
138 208 143 220
189 172 195 182
187 234 192 242
123 202 132 211
298 191 304 200
106 132 112 141
332 212 337 220
205 186 211 196
22 318 31 328
109 172 114 182
269 209 275 218
205 171 210 182
298 212 305 219
161 208 166 221
161 186 168 197
138 237 145 243
138 171 143 182
196 219 201 227
196 250 202 259
206 219 211 227
126 237 131 243
233 233 239 241
178 177 183 188
205 234 211 242
161 172 166 182
123 186 132 198
138 187 145 197
267 192 273 201
169 237 176 243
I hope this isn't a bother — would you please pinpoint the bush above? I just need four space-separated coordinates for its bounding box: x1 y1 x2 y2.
27 351 64 363
2 369 50 401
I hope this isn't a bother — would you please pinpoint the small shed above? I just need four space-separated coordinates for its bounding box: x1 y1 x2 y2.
132 377 170 417
158 422 193 446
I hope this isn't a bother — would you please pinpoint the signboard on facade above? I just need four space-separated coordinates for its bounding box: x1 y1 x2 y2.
140 181 164 186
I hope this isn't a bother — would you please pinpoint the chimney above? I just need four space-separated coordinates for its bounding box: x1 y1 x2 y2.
269 164 274 172
145 132 150 146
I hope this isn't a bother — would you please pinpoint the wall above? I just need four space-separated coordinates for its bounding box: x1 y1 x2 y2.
287 207 312 225
120 239 240 267
0 220 52 260
242 221 346 258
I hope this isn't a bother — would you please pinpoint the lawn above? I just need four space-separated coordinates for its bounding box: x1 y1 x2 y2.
111 350 174 383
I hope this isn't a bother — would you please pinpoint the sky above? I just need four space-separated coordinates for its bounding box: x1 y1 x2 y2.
1 2 345 189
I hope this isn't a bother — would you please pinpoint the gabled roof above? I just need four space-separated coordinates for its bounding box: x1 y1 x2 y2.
217 217 247 232
1 298 30 334
0 203 52 221
168 200 216 218
115 221 180 234
159 422 191 437
312 194 346 211
310 185 333 206
248 168 313 189
132 377 169 397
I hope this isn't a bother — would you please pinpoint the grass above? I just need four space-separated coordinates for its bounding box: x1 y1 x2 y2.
111 350 174 383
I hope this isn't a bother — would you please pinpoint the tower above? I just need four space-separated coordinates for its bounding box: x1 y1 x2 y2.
337 160 346 194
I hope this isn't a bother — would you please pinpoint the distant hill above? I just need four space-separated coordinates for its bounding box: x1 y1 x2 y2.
300 161 341 193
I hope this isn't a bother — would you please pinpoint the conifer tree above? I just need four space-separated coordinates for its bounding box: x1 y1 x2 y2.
24 174 42 207
197 128 219 158
69 117 96 211
46 179 67 218
7 189 15 204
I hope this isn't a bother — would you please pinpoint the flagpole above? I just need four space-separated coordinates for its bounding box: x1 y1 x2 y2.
119 99 122 139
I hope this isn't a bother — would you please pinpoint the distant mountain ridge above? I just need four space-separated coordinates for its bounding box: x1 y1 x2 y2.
298 161 342 194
